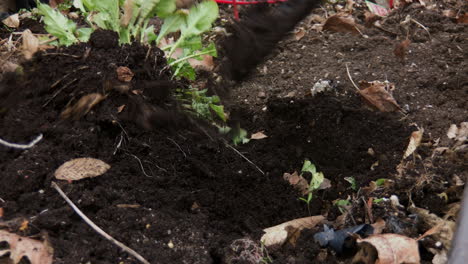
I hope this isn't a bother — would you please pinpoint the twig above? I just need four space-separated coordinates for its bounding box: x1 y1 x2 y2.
345 63 361 91
0 134 43 149
50 66 89 89
43 78 78 107
410 18 430 38
223 140 265 175
167 137 187 158
51 182 150 264
42 53 81 58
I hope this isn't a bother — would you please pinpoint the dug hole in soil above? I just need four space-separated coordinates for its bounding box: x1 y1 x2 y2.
0 3 467 264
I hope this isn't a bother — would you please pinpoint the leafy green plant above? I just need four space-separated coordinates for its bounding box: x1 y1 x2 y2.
299 160 324 215
373 198 384 204
334 198 351 214
344 176 357 191
375 178 387 187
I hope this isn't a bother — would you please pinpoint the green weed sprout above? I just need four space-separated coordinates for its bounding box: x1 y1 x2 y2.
299 160 324 215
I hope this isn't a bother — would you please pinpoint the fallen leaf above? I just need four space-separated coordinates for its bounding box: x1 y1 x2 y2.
323 13 361 35
371 218 386 234
54 158 111 181
308 14 326 24
294 27 306 41
120 0 133 27
22 30 39 60
117 105 126 113
251 131 268 140
283 171 309 195
364 11 379 27
2 14 20 28
457 13 468 24
0 61 19 73
394 39 411 61
352 234 420 264
403 128 424 159
0 230 53 264
261 215 325 247
60 93 106 120
116 66 134 82
447 124 458 139
432 250 448 264
358 80 402 112
116 204 141 208
408 206 456 249
318 178 332 190
188 54 214 71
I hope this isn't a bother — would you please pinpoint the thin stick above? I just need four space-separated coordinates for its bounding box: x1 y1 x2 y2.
223 140 265 175
410 19 430 38
51 182 150 264
345 64 360 91
167 137 187 158
0 134 43 149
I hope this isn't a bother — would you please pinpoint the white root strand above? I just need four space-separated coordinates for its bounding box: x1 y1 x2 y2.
51 182 151 264
0 134 43 149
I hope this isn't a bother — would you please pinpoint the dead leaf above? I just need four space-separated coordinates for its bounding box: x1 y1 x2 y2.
457 13 468 24
116 204 141 208
261 216 325 247
318 178 332 190
353 234 420 264
120 0 133 27
394 39 411 61
364 11 380 27
0 61 19 73
0 230 53 264
116 66 134 82
358 80 402 112
447 124 458 139
188 54 214 71
323 13 361 35
404 128 424 159
308 14 326 24
2 14 19 28
417 223 443 241
117 105 126 113
371 218 386 234
60 93 106 120
22 30 39 60
54 158 111 181
251 131 268 140
294 27 306 41
409 205 456 248
283 171 309 195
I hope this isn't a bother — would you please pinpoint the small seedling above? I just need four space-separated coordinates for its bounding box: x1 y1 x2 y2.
373 198 384 204
375 178 387 187
344 176 357 190
299 160 324 215
334 198 351 214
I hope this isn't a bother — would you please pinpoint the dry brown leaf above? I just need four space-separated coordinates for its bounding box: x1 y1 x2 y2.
2 14 20 28
116 66 134 82
121 0 133 27
54 158 111 181
358 80 402 112
408 206 456 248
353 234 420 264
188 54 214 71
294 27 306 41
117 105 126 113
364 11 379 28
0 230 53 264
283 171 309 195
22 29 39 60
261 216 325 247
404 128 424 159
308 14 326 24
323 13 361 35
394 39 411 61
457 13 468 24
371 218 386 234
251 131 268 140
447 124 458 139
60 93 106 120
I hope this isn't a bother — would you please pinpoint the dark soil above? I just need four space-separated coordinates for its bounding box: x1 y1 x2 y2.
0 2 467 264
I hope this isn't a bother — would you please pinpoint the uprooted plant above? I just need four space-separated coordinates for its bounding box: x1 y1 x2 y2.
32 0 242 138
299 160 325 215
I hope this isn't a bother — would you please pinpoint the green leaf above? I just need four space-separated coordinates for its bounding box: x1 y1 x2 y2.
156 13 185 44
36 3 78 46
375 178 387 187
181 1 218 38
76 27 93 42
73 0 86 12
344 177 357 190
155 0 177 18
209 104 226 122
373 198 384 204
301 160 317 175
311 172 324 190
232 127 250 146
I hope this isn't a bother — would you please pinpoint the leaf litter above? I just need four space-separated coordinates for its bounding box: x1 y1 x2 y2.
0 230 53 264
54 158 111 181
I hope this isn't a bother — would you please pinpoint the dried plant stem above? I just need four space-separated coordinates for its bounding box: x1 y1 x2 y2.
345 63 360 91
0 134 43 149
223 140 265 175
51 182 150 264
